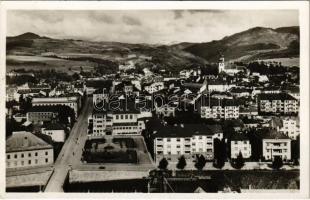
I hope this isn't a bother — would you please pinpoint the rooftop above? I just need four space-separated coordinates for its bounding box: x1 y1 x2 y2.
258 93 297 101
6 131 53 153
154 124 223 138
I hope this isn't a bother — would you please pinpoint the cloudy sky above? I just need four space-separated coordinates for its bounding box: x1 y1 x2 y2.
7 10 298 44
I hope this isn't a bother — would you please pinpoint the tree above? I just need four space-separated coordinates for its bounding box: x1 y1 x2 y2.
194 154 207 171
233 151 245 169
176 155 187 170
272 156 283 170
158 157 168 170
213 138 226 169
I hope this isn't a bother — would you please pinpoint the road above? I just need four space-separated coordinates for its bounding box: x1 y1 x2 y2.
44 97 93 192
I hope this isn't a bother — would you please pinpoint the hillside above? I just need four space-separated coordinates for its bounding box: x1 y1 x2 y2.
184 26 299 62
6 26 300 73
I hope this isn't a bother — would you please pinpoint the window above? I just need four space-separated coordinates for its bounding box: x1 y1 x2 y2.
130 115 133 119
244 147 247 150
28 160 31 164
177 151 181 155
45 158 48 163
167 138 171 142
125 115 128 119
121 115 123 119
176 145 181 148
167 151 171 155
21 153 24 158
234 141 238 145
45 151 48 156
14 154 17 159
28 153 31 157
243 141 247 144
199 136 202 140
7 155 10 159
176 138 180 142
116 115 119 120
35 152 38 156
35 159 38 164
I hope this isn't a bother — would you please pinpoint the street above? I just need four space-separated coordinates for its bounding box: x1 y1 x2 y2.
44 97 93 192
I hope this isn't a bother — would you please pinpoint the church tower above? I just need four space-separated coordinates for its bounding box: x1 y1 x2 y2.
218 55 225 73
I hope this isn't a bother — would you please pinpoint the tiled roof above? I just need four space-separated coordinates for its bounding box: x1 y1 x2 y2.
6 131 53 153
154 124 223 138
258 93 297 101
257 128 290 140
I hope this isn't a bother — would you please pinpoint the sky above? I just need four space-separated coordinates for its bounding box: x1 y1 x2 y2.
7 10 298 44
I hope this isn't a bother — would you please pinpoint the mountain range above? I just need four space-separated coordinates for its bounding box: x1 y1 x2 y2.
6 26 299 73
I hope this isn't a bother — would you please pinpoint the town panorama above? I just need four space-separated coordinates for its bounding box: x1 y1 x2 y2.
5 10 300 193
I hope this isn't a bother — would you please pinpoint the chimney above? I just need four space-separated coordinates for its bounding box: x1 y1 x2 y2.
23 136 29 147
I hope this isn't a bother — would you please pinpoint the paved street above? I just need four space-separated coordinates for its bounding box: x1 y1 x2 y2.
44 97 93 192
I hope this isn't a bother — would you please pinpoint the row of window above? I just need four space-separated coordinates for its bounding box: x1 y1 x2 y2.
7 158 49 167
115 114 134 120
157 136 216 142
7 151 49 159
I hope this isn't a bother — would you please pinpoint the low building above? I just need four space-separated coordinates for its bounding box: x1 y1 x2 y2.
6 131 54 169
41 123 66 143
26 106 59 124
230 133 251 159
258 128 291 161
155 104 176 117
258 93 298 115
153 124 223 163
32 96 81 118
143 82 164 94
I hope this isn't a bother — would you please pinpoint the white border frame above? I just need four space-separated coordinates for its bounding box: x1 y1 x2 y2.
0 1 309 199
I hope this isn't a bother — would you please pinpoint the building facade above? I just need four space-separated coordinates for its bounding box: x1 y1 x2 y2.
6 131 54 169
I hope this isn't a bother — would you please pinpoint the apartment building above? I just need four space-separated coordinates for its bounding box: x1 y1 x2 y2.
259 128 291 161
279 117 300 140
230 133 251 159
200 97 239 119
90 101 145 137
153 124 223 163
258 93 298 115
6 131 54 169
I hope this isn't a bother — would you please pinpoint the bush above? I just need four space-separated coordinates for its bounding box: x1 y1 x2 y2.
232 152 245 169
176 155 187 170
158 158 168 170
194 155 207 170
272 156 283 170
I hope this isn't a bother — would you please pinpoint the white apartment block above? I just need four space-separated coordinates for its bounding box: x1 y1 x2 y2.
91 111 145 137
230 140 251 159
200 98 239 119
279 117 300 140
258 93 298 114
153 124 223 163
262 139 291 161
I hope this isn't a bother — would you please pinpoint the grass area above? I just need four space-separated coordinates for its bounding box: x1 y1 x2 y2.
112 138 136 148
82 138 138 163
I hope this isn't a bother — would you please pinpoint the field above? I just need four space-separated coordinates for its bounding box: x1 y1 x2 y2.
258 57 299 67
83 138 138 164
6 55 95 74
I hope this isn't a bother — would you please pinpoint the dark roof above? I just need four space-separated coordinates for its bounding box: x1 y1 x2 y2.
258 93 297 101
43 122 65 130
94 88 109 94
230 87 252 93
257 128 290 140
154 124 223 138
86 79 113 88
200 96 240 107
6 131 53 153
230 133 249 141
27 106 59 113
